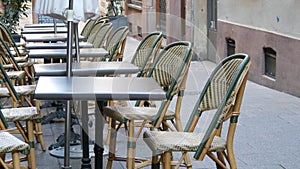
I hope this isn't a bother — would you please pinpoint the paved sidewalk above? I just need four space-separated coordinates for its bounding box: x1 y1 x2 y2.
35 36 300 169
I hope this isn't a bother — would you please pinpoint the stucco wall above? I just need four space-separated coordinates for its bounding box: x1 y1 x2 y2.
218 0 300 39
217 20 300 97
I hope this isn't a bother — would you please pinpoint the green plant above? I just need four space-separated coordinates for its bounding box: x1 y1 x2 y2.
0 0 31 33
107 0 124 16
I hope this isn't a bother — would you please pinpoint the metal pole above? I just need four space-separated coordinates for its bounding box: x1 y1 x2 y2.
53 18 57 34
63 0 73 168
74 23 80 62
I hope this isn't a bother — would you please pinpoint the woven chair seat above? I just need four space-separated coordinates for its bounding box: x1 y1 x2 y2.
10 48 29 57
1 107 40 121
14 56 29 63
103 106 175 122
6 71 26 80
0 131 30 153
0 84 35 97
3 61 34 69
143 130 226 153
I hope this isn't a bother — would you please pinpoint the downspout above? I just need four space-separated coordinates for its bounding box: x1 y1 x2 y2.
190 0 194 44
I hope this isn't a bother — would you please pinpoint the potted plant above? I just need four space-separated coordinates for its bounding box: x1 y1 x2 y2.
106 0 127 33
0 0 31 42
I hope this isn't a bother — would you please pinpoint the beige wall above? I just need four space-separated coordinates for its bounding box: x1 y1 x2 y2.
217 20 300 97
218 0 300 39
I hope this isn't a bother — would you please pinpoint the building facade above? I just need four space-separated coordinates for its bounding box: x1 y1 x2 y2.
217 0 300 97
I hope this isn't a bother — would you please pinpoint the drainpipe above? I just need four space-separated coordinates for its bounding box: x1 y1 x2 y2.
190 0 194 44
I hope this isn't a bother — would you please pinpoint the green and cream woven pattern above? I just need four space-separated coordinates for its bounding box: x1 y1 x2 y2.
143 130 226 153
103 106 175 121
0 131 29 153
0 84 35 97
106 26 129 61
131 32 163 76
92 23 113 48
1 107 40 121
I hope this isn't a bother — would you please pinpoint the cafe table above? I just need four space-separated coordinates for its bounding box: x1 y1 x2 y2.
25 42 93 50
34 62 140 77
22 33 86 43
28 48 108 59
34 76 166 169
21 27 68 34
24 23 66 28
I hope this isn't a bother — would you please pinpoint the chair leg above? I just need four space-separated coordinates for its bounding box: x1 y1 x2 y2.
105 101 115 146
162 151 172 169
106 118 117 169
34 101 46 151
35 119 46 151
216 152 226 169
12 152 21 169
0 156 9 169
126 120 136 169
26 120 37 169
151 153 160 169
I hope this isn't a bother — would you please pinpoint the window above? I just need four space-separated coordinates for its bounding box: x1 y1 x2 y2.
137 26 142 37
128 22 132 33
128 0 142 7
264 47 276 79
226 38 235 56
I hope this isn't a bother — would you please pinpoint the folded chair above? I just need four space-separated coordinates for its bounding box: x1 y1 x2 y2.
0 23 29 65
0 131 30 169
143 53 251 169
0 61 45 153
103 41 193 169
0 107 40 169
0 38 35 85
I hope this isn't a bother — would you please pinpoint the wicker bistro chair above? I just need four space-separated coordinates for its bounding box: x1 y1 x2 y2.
80 19 96 38
103 41 193 169
0 131 30 169
92 22 113 48
0 22 29 63
104 31 164 145
0 38 35 85
105 26 129 62
86 20 106 44
81 17 109 39
0 61 45 152
130 32 163 77
0 107 41 169
143 53 251 169
0 61 36 108
80 22 113 62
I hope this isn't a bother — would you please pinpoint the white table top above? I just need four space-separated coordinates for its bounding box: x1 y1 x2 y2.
24 23 66 28
21 27 68 34
34 76 166 101
25 42 93 49
34 62 140 76
28 48 108 59
22 33 86 42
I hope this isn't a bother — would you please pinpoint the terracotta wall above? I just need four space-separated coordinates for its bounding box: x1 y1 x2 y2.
217 20 300 97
